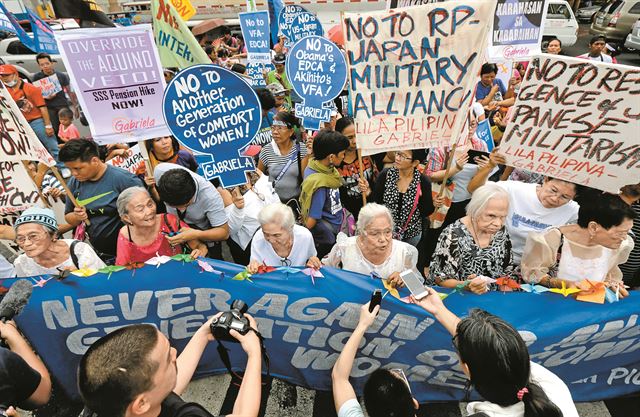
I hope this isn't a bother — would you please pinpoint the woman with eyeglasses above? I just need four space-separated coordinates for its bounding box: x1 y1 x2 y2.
521 191 635 298
13 207 105 277
468 150 580 265
323 204 418 287
359 149 434 247
257 111 309 215
411 289 578 417
248 203 318 272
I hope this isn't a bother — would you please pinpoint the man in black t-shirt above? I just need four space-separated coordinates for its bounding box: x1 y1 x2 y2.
0 320 52 413
78 313 262 417
33 53 78 137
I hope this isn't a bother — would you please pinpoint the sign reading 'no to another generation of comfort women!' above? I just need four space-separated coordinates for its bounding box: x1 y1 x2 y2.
163 65 262 188
501 54 640 194
343 0 496 156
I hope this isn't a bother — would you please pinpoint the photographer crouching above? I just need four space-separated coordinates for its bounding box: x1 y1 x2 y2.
78 306 263 417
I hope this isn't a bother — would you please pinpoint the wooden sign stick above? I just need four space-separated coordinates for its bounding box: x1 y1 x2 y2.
50 166 91 226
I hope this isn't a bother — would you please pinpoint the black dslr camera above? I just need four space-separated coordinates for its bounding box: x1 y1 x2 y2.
210 300 251 343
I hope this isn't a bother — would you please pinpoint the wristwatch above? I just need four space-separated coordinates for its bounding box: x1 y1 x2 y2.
45 124 52 128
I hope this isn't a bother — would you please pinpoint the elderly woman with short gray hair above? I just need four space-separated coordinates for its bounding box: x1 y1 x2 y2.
115 186 207 265
427 183 516 294
248 203 318 272
322 203 418 286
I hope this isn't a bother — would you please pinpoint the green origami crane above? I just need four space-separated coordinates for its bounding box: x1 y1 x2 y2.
98 265 125 279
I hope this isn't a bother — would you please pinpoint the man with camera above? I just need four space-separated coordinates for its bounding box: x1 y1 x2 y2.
78 309 262 417
0 320 52 416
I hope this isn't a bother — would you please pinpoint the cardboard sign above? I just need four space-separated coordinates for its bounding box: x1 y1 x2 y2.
501 54 640 193
343 0 496 156
106 145 146 175
278 4 316 49
152 0 211 68
286 36 347 130
475 119 494 152
0 87 55 166
162 65 261 187
488 0 549 61
28 9 59 54
0 161 39 214
55 25 170 144
287 12 323 46
240 11 272 87
32 75 63 99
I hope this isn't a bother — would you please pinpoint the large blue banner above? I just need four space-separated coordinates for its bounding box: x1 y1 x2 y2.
12 260 640 402
27 10 59 54
0 2 35 51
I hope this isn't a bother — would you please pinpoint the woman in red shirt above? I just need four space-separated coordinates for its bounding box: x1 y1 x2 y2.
115 187 207 265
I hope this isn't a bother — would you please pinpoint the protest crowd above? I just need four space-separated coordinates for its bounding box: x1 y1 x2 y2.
0 1 639 417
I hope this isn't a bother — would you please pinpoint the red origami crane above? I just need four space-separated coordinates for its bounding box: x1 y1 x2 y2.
496 277 521 292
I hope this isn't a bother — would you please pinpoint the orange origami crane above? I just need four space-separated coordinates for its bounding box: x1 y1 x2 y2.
576 279 606 304
496 277 521 292
549 281 581 297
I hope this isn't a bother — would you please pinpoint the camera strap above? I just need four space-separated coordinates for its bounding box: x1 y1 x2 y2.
216 327 270 385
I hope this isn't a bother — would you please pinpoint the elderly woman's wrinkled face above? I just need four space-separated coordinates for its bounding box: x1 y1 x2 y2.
262 222 291 248
16 223 53 258
124 192 157 227
362 215 393 252
594 219 634 250
474 197 509 235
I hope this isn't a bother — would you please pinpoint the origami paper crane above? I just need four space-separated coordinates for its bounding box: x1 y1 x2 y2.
124 262 145 277
196 259 223 276
171 254 194 264
520 284 550 294
145 253 172 268
98 265 125 279
256 262 277 274
382 279 400 299
576 279 606 304
549 281 581 297
604 286 620 303
495 277 521 291
32 276 53 288
301 267 324 285
275 266 301 274
232 269 253 282
448 280 471 296
71 267 98 277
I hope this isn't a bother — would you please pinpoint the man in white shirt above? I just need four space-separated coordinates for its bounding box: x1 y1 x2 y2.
577 35 613 63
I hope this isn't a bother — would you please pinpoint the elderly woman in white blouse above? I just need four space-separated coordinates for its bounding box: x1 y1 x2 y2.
13 207 105 276
248 203 319 272
322 203 418 286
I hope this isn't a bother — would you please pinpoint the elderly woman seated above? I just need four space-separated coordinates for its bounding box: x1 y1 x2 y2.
521 190 635 298
426 183 516 294
322 203 419 286
115 187 207 265
248 203 318 272
13 207 105 276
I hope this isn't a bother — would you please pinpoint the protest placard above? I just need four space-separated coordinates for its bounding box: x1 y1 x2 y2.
475 119 494 152
0 2 34 51
286 36 347 130
278 5 322 49
387 0 445 8
162 65 261 187
106 145 146 175
0 161 40 214
240 11 272 87
0 87 55 166
152 0 211 68
28 10 59 54
343 0 495 156
501 54 640 194
55 25 171 144
488 0 549 61
170 0 195 21
32 75 63 99
496 61 514 91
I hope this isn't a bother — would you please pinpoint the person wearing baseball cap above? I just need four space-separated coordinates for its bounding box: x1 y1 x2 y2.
266 82 291 112
266 53 293 107
0 64 61 167
12 207 105 277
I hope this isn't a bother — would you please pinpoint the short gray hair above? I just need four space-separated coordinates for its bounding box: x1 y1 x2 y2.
356 203 394 235
466 183 509 219
117 187 150 217
257 203 295 231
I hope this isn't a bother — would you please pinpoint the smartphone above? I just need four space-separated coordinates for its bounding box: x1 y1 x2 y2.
467 149 490 165
389 368 411 393
369 289 382 313
400 270 429 300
